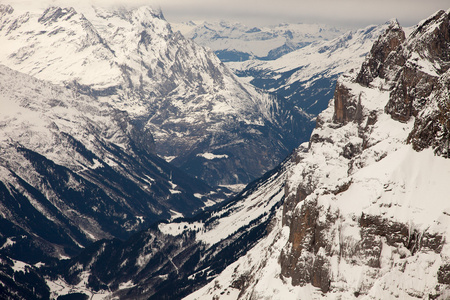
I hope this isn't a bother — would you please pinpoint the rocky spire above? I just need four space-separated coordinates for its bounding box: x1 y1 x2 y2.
356 19 405 87
385 10 450 122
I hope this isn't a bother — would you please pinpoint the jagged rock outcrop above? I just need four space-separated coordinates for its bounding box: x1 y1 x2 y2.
185 9 450 300
277 9 450 298
383 11 448 123
385 10 450 152
356 20 406 87
333 79 363 124
407 70 450 156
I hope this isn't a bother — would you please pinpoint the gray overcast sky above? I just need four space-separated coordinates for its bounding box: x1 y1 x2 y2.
6 0 450 28
151 0 450 28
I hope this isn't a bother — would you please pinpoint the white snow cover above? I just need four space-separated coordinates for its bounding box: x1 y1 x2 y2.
0 3 275 123
47 272 113 300
0 3 285 172
226 23 390 105
159 162 287 246
172 20 346 58
196 152 229 160
184 56 450 299
0 63 135 241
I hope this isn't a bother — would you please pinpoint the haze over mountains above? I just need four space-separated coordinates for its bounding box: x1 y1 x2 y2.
172 20 346 61
0 2 449 300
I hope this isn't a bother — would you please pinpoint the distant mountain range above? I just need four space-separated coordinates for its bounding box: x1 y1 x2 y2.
0 4 326 188
227 23 390 120
172 20 346 61
2 3 448 300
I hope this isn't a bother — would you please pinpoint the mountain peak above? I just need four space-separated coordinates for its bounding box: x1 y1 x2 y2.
355 19 405 87
406 9 450 74
37 6 77 25
386 18 401 28
384 9 450 123
0 4 14 15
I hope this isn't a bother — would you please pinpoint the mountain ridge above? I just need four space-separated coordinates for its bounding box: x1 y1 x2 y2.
1 5 449 300
0 3 294 186
188 9 450 299
0 62 227 263
172 20 346 61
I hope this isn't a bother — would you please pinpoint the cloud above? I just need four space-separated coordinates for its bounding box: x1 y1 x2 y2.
3 0 449 28
157 0 449 27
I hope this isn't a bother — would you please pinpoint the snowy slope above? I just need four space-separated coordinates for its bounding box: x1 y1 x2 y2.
172 20 345 61
3 9 450 299
0 3 293 186
43 156 291 299
228 23 390 117
185 10 450 300
0 63 225 261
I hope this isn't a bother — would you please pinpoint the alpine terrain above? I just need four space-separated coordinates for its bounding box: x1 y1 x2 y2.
227 22 392 128
0 57 228 257
0 4 450 300
187 9 450 299
0 3 308 187
172 20 345 61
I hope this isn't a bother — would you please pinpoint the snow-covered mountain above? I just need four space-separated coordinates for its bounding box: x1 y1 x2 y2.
188 9 450 299
0 62 230 263
172 20 345 61
0 4 295 186
228 23 391 120
6 8 449 300
2 5 450 300
42 158 289 299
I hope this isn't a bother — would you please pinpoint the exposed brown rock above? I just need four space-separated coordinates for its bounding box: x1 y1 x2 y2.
333 82 363 124
356 20 406 86
280 203 444 294
407 10 450 74
342 142 361 159
282 186 308 227
385 66 438 122
359 213 444 254
438 264 450 284
280 200 336 291
279 10 450 297
384 10 450 123
407 71 450 156
311 252 331 293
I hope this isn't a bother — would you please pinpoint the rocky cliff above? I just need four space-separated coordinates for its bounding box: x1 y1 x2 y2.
187 9 450 300
2 6 450 300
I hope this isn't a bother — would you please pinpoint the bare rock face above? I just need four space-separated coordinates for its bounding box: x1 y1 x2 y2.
353 9 450 154
278 10 450 297
401 10 450 156
279 199 334 292
356 20 406 87
407 70 450 155
384 10 450 122
406 10 450 73
385 65 439 122
354 10 450 125
279 195 445 295
282 186 309 227
333 81 363 124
